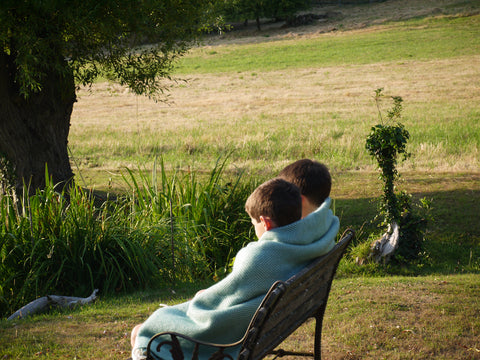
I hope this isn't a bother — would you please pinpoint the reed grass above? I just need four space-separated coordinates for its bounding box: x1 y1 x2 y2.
0 159 254 318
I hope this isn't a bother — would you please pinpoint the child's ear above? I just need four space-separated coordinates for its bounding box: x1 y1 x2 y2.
259 216 275 231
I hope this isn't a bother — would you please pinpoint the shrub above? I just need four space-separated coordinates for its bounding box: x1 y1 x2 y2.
363 88 432 264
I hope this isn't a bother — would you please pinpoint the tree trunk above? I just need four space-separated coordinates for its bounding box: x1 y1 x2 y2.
0 53 76 196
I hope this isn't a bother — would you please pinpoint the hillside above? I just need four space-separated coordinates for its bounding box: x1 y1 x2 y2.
206 0 480 45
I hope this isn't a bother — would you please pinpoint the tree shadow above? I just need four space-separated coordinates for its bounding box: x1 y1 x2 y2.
334 188 480 275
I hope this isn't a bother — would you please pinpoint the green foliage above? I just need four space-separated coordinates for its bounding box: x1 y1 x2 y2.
394 194 432 262
364 89 432 263
365 88 410 225
0 0 217 99
270 0 313 20
120 157 253 277
220 0 311 28
0 158 253 318
0 178 164 318
0 0 223 197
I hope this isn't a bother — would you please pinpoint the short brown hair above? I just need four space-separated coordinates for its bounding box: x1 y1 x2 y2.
245 178 301 227
278 159 331 207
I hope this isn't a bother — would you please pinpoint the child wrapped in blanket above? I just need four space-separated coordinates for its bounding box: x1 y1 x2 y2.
131 160 339 360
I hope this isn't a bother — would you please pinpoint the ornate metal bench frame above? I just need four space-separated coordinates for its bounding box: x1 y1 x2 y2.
147 229 354 360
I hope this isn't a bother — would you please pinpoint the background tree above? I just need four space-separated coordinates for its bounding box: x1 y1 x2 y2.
267 0 313 23
0 0 216 195
221 0 312 30
221 0 265 30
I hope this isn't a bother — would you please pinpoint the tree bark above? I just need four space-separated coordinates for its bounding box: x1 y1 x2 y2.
0 52 76 196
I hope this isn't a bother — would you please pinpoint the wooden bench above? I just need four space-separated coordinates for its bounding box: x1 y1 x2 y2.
146 229 354 360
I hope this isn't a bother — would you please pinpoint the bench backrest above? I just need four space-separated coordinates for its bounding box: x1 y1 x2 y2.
237 229 354 360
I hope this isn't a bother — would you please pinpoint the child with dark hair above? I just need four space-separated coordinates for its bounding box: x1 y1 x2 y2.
245 177 302 238
279 158 332 217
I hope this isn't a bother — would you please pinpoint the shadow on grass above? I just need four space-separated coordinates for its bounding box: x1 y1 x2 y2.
335 188 480 276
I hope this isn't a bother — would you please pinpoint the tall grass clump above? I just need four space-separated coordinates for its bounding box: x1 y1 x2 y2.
0 159 253 318
120 157 254 279
0 177 163 318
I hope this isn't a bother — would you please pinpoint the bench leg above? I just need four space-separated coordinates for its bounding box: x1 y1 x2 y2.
314 311 325 360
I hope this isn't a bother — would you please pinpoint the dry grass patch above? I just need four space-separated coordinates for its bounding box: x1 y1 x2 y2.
69 0 480 182
70 55 480 181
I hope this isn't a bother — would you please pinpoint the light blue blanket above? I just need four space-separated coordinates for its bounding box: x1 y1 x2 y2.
133 197 339 359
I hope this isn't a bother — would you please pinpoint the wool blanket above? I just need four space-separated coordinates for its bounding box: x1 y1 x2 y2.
133 197 340 360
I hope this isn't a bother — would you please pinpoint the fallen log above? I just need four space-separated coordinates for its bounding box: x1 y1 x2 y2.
7 289 99 321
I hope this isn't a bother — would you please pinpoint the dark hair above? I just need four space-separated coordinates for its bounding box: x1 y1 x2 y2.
245 178 301 227
278 159 331 207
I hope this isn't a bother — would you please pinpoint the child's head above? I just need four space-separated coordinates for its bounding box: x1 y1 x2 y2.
245 178 302 238
278 159 331 216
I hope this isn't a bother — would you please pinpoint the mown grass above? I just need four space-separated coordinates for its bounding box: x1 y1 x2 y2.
176 15 480 73
69 13 480 175
69 58 480 176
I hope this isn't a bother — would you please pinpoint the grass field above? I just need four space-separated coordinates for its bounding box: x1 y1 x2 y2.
2 0 480 358
1 275 478 359
69 5 480 179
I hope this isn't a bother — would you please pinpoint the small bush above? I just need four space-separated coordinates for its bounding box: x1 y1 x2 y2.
364 88 432 264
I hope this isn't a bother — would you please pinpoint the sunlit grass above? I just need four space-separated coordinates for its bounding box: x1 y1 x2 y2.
70 57 480 178
69 10 480 179
1 275 478 359
69 9 480 179
175 15 480 73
